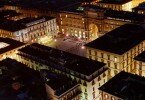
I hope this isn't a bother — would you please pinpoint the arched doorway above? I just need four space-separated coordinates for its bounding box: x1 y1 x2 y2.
89 24 99 40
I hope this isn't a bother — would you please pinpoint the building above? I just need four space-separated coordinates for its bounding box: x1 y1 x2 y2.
95 0 132 11
0 15 58 43
58 4 145 41
17 43 108 100
99 71 145 100
132 0 145 10
41 70 81 100
2 3 145 43
0 58 47 100
133 1 145 14
59 6 87 40
134 50 145 76
85 24 145 77
0 37 25 60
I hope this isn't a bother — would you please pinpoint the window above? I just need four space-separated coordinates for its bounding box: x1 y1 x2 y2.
107 61 110 67
99 83 100 87
104 94 108 99
107 55 110 60
92 80 95 85
114 63 117 69
104 79 106 83
111 97 115 100
114 57 117 62
83 82 87 86
101 53 104 58
95 51 97 56
92 92 95 99
139 62 142 70
93 87 95 91
89 50 91 55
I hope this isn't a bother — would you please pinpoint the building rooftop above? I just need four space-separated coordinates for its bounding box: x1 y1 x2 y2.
98 0 132 4
105 10 145 22
60 5 84 14
8 0 89 11
0 16 54 32
40 69 79 96
0 58 47 100
99 71 145 100
0 37 25 55
134 51 145 62
0 10 21 19
85 24 145 55
18 43 106 76
133 2 145 11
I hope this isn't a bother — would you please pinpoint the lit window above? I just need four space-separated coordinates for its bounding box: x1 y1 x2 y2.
105 94 108 99
111 97 115 100
114 57 117 62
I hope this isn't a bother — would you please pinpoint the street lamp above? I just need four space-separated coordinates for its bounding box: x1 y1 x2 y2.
81 46 85 49
66 34 69 37
54 39 57 42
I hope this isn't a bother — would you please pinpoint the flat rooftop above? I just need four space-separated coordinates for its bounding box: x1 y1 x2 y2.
0 58 40 78
0 37 25 55
0 58 47 100
9 0 89 11
134 51 145 62
18 43 106 76
99 71 145 100
0 16 54 32
85 24 145 55
40 70 78 96
133 2 145 11
98 0 132 4
0 10 21 19
105 10 145 22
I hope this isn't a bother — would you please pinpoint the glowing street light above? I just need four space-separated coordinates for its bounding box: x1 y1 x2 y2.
54 39 57 42
78 37 81 39
81 46 85 49
66 34 69 37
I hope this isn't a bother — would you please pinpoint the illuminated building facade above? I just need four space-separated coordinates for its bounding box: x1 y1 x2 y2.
85 24 145 78
0 16 58 43
41 70 81 100
2 1 145 42
95 0 132 11
0 37 25 60
58 5 145 41
16 43 108 100
133 1 145 14
134 51 145 76
99 71 145 100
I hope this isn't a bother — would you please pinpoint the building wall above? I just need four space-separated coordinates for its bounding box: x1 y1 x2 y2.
16 52 108 100
95 0 134 11
86 41 145 78
99 91 123 100
45 84 81 100
58 12 86 39
0 18 58 43
2 5 134 42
